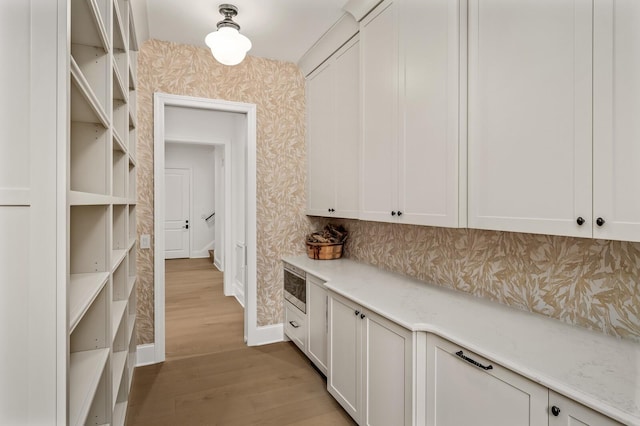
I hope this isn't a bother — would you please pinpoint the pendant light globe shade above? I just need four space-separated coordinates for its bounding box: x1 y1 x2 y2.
205 26 252 66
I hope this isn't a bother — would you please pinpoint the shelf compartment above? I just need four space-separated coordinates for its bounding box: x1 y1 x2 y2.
111 249 127 272
128 205 136 248
128 51 137 90
127 320 137 391
69 272 109 333
113 260 127 301
69 348 109 426
113 400 127 426
70 122 108 195
128 91 137 130
113 148 127 198
128 245 137 281
70 285 108 351
112 0 128 52
112 204 127 250
112 350 128 407
70 44 109 127
112 99 128 146
113 65 127 103
70 0 110 51
128 159 137 202
111 299 127 342
70 205 108 274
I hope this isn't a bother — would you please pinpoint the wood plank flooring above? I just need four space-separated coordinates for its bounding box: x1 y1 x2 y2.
126 258 355 425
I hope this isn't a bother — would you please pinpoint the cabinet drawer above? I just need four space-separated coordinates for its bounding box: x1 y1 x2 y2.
426 334 548 426
284 302 306 353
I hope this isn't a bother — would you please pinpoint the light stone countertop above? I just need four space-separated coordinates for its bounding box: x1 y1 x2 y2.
283 255 640 426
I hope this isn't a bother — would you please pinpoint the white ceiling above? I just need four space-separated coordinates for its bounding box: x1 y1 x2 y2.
143 0 350 63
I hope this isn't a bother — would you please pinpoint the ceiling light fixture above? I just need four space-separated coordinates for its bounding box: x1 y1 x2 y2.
204 4 252 66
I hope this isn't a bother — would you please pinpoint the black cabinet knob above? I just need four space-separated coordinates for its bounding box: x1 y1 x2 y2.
576 217 585 226
360 313 366 319
551 406 561 416
354 310 360 316
596 217 605 227
397 211 403 216
328 208 331 212
391 211 397 216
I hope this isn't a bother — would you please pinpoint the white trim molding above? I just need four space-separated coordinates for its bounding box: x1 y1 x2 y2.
136 344 157 367
153 93 258 365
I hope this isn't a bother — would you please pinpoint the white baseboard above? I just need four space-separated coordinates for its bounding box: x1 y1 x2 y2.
136 343 157 366
248 323 284 346
233 281 245 308
214 258 223 271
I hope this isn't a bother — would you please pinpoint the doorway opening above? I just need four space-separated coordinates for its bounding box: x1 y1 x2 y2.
152 93 258 364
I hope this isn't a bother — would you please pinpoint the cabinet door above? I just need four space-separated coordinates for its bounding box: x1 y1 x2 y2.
306 61 335 216
307 275 328 375
593 0 640 242
360 0 399 223
426 334 548 426
333 37 360 219
327 292 362 422
468 0 593 237
398 0 464 228
362 310 413 426
549 390 623 426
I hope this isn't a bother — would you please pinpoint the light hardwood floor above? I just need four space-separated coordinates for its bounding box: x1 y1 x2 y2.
126 258 355 425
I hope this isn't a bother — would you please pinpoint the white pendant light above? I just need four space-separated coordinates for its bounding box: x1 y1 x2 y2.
205 4 252 66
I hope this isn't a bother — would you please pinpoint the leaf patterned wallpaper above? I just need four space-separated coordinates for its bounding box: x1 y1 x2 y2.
310 217 640 342
135 39 312 344
136 39 639 346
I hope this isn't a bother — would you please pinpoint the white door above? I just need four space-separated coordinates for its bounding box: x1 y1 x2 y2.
362 310 413 426
426 334 548 426
327 292 362 422
548 390 623 426
360 0 399 223
467 0 593 237
164 168 190 259
307 276 328 375
306 60 335 216
593 0 640 242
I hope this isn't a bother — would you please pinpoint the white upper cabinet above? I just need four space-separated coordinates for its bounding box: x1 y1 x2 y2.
360 0 399 222
593 0 640 242
360 0 465 227
306 36 360 219
468 0 640 242
468 0 593 238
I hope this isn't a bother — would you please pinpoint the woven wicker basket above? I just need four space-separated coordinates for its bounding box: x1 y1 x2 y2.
306 242 343 260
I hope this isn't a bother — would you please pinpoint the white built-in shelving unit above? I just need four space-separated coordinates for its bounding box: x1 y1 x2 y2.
68 0 138 424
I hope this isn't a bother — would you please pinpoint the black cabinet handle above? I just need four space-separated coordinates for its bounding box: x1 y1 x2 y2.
576 217 585 226
289 321 300 329
354 310 360 316
596 217 605 227
455 350 493 370
551 406 561 416
391 211 397 216
397 211 403 216
360 313 366 319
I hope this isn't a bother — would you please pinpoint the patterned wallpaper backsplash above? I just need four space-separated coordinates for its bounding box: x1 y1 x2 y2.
135 39 639 346
309 217 640 343
135 39 312 344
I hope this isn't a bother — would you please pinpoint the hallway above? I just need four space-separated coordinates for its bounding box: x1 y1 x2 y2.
126 258 355 425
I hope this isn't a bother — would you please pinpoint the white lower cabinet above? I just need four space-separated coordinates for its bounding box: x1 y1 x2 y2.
307 275 328 374
328 292 413 425
426 334 548 426
284 302 306 353
549 391 623 426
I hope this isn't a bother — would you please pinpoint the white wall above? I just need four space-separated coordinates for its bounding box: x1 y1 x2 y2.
165 143 216 258
165 106 237 141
